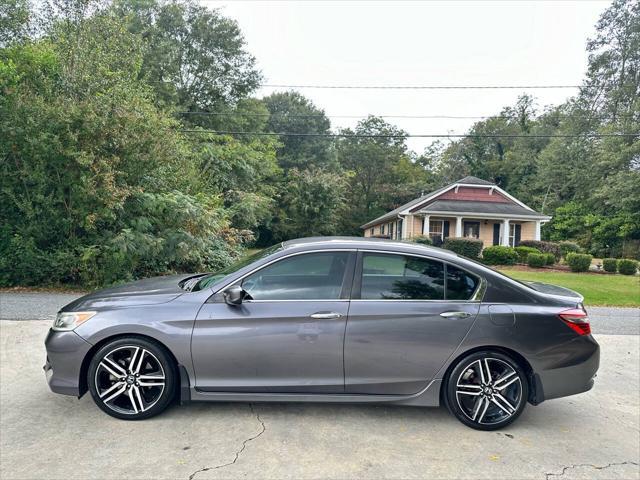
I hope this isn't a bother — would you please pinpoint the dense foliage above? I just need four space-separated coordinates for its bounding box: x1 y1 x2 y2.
514 246 541 263
442 237 484 259
1 0 638 288
603 258 618 272
482 246 519 265
566 253 593 272
617 258 638 275
527 253 547 268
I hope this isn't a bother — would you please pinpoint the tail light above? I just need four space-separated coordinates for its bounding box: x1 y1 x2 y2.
558 307 591 335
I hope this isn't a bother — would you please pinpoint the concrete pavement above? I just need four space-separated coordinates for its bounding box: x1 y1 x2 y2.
0 319 638 480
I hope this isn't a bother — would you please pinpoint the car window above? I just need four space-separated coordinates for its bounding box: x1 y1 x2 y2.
446 264 480 300
361 253 445 300
242 252 350 300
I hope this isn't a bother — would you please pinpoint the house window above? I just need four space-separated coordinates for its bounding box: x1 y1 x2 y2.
463 221 480 239
381 224 385 235
509 224 516 247
370 228 374 236
429 220 444 242
389 222 394 238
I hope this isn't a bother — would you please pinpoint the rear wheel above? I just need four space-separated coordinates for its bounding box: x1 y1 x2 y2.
87 337 176 420
445 351 528 430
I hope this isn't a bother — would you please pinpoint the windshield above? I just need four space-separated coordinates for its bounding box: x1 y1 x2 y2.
193 244 282 291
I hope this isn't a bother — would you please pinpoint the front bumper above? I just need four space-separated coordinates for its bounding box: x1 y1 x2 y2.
535 334 600 402
44 329 93 397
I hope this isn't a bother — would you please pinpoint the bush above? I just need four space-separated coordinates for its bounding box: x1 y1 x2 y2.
544 253 556 265
411 235 433 246
519 240 561 260
443 237 484 259
603 258 618 273
527 253 546 268
617 259 638 276
566 253 592 272
514 246 541 263
559 241 582 258
482 246 519 265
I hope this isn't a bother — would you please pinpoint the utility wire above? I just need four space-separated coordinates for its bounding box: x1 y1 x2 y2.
261 84 585 90
178 130 639 139
178 111 627 121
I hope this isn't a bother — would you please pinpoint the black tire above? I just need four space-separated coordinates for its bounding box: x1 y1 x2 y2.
445 350 528 431
87 336 176 420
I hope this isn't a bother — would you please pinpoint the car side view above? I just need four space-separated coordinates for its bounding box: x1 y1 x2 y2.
44 237 600 430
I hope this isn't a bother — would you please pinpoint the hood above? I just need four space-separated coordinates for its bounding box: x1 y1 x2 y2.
522 281 584 304
60 274 195 312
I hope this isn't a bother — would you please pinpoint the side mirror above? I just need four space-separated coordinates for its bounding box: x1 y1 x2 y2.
223 284 246 305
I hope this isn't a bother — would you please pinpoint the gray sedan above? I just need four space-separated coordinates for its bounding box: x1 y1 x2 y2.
44 237 599 430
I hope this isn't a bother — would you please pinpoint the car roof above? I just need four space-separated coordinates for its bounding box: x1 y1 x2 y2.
280 236 462 261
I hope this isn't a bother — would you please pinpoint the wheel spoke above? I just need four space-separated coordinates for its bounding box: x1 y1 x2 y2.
134 349 147 374
103 357 126 376
476 360 487 384
494 393 517 413
100 361 125 379
139 374 164 380
128 388 139 414
138 381 164 387
133 386 146 412
493 371 516 388
477 396 491 423
127 347 140 373
102 384 127 403
99 381 124 399
471 396 485 421
482 359 492 384
457 390 482 396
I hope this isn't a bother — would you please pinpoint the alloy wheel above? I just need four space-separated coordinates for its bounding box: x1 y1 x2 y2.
94 346 166 415
455 357 523 426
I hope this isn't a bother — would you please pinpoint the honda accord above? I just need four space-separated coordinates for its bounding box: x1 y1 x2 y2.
44 237 599 430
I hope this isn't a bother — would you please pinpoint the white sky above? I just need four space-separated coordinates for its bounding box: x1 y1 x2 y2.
201 0 611 153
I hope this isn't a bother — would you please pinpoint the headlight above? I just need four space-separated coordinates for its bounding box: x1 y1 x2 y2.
52 311 97 331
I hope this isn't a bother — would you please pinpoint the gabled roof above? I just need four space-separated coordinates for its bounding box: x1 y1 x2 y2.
456 176 495 186
420 200 546 218
360 176 548 229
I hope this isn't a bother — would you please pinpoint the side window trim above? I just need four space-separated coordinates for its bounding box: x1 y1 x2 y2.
353 249 484 302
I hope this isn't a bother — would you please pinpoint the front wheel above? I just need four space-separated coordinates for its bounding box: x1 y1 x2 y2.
87 337 176 420
445 351 528 430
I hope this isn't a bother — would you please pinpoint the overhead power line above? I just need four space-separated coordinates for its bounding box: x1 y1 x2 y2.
178 111 625 121
261 84 585 90
178 130 638 139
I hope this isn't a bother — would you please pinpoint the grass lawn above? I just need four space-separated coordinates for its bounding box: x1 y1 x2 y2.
499 269 640 307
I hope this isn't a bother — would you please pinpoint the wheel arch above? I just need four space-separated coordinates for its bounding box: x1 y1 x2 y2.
440 345 540 405
78 333 184 399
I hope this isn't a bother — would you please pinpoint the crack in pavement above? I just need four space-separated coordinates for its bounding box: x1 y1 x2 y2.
188 403 266 480
545 461 639 479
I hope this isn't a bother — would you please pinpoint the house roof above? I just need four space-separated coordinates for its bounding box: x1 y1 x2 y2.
419 199 547 218
455 176 495 186
360 176 548 229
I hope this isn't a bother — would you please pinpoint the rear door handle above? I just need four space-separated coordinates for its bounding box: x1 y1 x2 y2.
440 311 472 319
310 312 342 319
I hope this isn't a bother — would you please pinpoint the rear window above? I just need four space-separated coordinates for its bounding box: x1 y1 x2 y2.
446 264 479 300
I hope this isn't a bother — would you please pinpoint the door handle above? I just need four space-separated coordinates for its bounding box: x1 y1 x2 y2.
310 312 342 319
440 311 472 319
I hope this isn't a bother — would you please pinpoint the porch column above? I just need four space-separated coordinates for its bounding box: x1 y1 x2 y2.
501 219 510 246
535 220 541 241
401 216 409 239
455 216 463 237
422 215 430 236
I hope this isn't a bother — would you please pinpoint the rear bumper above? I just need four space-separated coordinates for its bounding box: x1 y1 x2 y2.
534 334 600 402
44 329 92 397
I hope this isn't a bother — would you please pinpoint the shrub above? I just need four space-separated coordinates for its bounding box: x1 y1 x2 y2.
566 253 592 272
482 246 519 265
544 253 556 265
519 240 561 260
514 246 541 263
443 237 484 259
617 259 638 276
411 235 433 246
559 241 582 258
527 253 546 268
602 258 618 273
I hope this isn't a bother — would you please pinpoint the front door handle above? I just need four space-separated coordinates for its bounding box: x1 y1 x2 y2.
440 311 472 319
310 312 342 319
